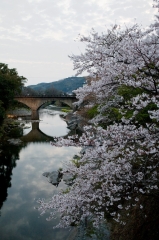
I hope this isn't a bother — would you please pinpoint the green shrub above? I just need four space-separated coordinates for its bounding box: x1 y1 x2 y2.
135 102 158 125
0 100 5 123
61 108 71 113
118 85 144 101
87 105 98 118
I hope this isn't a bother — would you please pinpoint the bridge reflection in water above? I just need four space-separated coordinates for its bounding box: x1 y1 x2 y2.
21 119 54 143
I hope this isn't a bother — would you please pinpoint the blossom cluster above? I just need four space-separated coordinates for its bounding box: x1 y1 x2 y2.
38 0 159 229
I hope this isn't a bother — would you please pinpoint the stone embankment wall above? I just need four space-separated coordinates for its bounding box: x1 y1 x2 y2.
65 112 87 132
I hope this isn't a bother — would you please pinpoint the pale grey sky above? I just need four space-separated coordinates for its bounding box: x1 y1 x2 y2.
0 0 157 86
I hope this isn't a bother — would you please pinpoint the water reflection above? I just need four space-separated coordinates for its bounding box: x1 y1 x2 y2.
0 143 23 213
0 108 81 240
21 108 70 143
39 109 69 137
21 121 54 143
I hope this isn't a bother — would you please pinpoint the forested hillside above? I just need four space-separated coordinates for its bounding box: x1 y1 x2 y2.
28 77 86 94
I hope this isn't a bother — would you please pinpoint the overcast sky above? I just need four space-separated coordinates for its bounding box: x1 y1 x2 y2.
0 0 157 86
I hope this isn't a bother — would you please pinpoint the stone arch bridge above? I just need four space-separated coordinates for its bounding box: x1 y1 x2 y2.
14 95 77 119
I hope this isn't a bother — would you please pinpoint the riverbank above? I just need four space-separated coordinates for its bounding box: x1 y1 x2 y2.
0 108 31 145
0 118 23 143
7 108 31 118
65 112 88 132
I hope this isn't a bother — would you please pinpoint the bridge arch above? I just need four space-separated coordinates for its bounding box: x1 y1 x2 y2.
38 99 72 109
15 96 76 110
14 95 76 119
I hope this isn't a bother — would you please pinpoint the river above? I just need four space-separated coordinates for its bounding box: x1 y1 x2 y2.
0 106 81 240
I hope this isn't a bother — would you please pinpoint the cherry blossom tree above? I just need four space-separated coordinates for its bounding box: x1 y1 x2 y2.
38 0 159 231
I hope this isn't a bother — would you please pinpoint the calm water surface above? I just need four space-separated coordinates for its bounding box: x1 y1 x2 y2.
0 107 81 240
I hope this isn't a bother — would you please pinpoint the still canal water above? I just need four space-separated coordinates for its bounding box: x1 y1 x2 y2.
0 106 81 240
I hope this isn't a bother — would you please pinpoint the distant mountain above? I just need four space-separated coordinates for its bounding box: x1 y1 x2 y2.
28 77 86 94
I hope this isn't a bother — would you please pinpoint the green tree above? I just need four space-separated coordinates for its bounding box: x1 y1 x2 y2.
0 63 26 121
